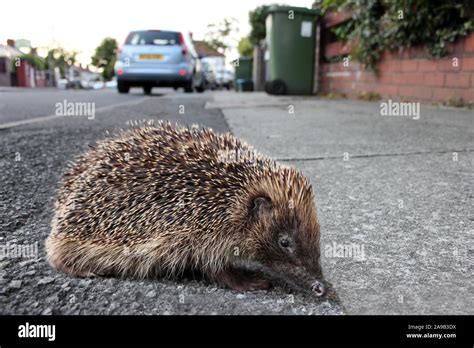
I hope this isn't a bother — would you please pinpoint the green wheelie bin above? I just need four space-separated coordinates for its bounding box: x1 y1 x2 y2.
233 56 253 92
264 5 319 95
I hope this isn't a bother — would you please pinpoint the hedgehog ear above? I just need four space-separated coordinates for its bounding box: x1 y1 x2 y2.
251 196 272 218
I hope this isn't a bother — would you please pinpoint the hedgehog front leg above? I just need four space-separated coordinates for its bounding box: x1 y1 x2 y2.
214 267 272 291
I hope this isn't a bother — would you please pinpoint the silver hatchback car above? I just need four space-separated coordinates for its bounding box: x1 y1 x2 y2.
114 30 205 94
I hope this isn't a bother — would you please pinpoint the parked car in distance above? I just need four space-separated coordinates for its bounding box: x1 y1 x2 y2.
57 79 68 89
215 69 233 90
202 61 217 90
114 29 205 94
105 77 117 89
67 79 82 89
92 81 105 90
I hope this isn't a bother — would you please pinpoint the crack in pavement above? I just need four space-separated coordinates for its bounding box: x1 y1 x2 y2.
276 148 474 162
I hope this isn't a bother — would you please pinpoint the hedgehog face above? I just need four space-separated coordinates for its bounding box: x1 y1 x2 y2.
248 195 326 297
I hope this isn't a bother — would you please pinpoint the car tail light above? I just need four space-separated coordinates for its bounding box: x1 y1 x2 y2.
179 69 186 76
178 32 187 56
117 69 123 75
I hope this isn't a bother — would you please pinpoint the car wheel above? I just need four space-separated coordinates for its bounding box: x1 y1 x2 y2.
143 86 152 95
184 78 194 93
117 81 130 94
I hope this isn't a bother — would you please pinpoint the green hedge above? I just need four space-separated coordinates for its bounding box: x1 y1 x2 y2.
323 0 474 69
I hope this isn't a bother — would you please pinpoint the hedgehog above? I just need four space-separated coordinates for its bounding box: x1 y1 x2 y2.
45 121 326 296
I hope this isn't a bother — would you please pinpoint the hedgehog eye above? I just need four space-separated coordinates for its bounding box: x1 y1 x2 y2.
279 238 290 248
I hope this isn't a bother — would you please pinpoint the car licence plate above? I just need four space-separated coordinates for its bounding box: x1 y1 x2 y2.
139 54 164 60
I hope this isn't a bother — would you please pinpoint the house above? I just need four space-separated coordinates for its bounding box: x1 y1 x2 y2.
0 40 23 86
193 40 226 77
0 40 48 88
193 40 225 59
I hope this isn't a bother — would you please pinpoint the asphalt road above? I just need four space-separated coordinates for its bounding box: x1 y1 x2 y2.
0 88 343 315
0 87 148 124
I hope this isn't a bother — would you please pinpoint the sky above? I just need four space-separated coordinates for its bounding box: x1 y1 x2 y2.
0 0 313 68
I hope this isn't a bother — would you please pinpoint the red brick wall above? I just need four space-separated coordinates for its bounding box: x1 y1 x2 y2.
16 59 34 87
320 33 474 104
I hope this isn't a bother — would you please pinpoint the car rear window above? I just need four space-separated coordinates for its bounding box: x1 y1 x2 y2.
125 31 180 46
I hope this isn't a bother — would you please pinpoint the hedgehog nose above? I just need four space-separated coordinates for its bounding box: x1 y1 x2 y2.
311 280 326 297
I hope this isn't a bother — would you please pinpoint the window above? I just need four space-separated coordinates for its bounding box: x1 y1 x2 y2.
125 31 180 46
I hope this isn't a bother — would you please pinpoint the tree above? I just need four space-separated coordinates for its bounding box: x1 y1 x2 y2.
248 5 268 45
243 3 289 51
19 53 46 70
91 37 118 80
43 47 78 78
204 18 239 56
248 3 289 45
238 37 253 56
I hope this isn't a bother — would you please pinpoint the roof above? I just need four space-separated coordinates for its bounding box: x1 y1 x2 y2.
193 41 225 58
0 44 23 58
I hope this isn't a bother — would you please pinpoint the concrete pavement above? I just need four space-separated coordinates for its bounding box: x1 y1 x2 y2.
207 91 473 314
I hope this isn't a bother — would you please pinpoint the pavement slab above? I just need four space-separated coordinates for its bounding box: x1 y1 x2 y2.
217 91 473 315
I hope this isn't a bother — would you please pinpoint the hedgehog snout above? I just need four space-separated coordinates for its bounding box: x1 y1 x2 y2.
311 280 326 297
